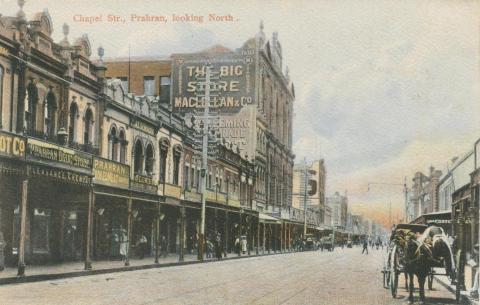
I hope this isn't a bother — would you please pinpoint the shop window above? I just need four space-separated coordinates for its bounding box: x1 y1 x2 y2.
134 139 144 174
145 143 154 175
159 76 171 104
143 76 155 96
68 102 78 144
84 108 93 144
32 209 51 254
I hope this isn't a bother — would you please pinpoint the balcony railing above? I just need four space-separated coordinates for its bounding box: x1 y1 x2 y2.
68 142 100 155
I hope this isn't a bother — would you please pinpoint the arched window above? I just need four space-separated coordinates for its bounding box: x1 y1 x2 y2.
119 129 127 164
44 90 56 138
108 125 118 161
172 144 182 185
134 139 144 174
145 143 154 175
159 138 170 183
68 102 78 144
84 108 93 144
24 81 38 134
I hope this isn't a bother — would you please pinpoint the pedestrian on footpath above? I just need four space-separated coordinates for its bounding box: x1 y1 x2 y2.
119 228 128 261
214 233 223 260
362 239 369 255
139 233 148 259
160 235 168 258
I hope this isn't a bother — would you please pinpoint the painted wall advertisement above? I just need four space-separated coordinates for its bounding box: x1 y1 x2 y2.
172 48 257 159
171 47 256 113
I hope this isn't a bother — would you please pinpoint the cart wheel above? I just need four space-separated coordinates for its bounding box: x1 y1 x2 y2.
428 273 434 290
390 271 398 298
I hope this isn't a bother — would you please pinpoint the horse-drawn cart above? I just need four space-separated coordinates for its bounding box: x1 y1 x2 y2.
382 223 457 303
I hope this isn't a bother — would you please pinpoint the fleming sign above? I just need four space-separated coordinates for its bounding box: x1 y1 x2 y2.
171 48 256 113
0 131 26 159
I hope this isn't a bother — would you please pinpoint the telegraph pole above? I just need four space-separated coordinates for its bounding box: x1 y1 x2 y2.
303 159 308 238
198 65 211 261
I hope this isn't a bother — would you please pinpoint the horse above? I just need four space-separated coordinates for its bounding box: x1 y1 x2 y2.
400 225 455 304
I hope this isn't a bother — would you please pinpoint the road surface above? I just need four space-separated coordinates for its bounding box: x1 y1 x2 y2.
0 247 458 305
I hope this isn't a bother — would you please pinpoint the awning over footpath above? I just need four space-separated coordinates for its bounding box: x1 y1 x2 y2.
411 210 452 225
258 213 282 224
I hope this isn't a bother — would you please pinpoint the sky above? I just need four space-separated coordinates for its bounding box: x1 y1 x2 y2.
2 0 479 228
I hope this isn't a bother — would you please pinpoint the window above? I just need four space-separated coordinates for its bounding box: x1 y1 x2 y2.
24 81 38 134
68 102 78 144
84 108 93 144
108 126 118 161
159 76 171 103
44 91 56 138
159 147 168 183
143 76 155 96
145 143 154 175
119 77 128 93
119 129 127 164
184 165 190 190
173 153 180 185
190 167 195 189
196 166 200 189
0 66 3 120
134 140 144 174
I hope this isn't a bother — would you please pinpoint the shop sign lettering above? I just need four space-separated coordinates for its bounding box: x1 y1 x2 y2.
28 165 90 185
132 120 155 136
93 157 130 188
0 131 26 158
131 174 157 193
172 49 256 113
27 139 92 169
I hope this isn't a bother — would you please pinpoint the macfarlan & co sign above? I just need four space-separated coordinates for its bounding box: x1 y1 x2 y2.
171 48 256 113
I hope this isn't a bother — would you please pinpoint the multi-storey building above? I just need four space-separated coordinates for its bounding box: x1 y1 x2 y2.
105 23 295 216
0 3 278 275
409 167 442 220
292 159 326 225
326 191 348 228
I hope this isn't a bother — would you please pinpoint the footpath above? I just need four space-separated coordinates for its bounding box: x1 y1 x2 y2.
0 250 281 285
434 273 479 305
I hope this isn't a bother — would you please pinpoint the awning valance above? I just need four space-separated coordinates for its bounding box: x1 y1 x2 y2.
259 213 281 224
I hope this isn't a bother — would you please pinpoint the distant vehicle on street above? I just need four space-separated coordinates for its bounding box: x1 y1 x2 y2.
304 234 316 250
320 235 334 252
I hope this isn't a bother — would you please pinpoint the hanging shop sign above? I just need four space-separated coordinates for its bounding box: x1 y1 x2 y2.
27 164 90 185
171 47 256 113
131 173 158 194
0 131 26 159
26 138 92 171
93 157 130 189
